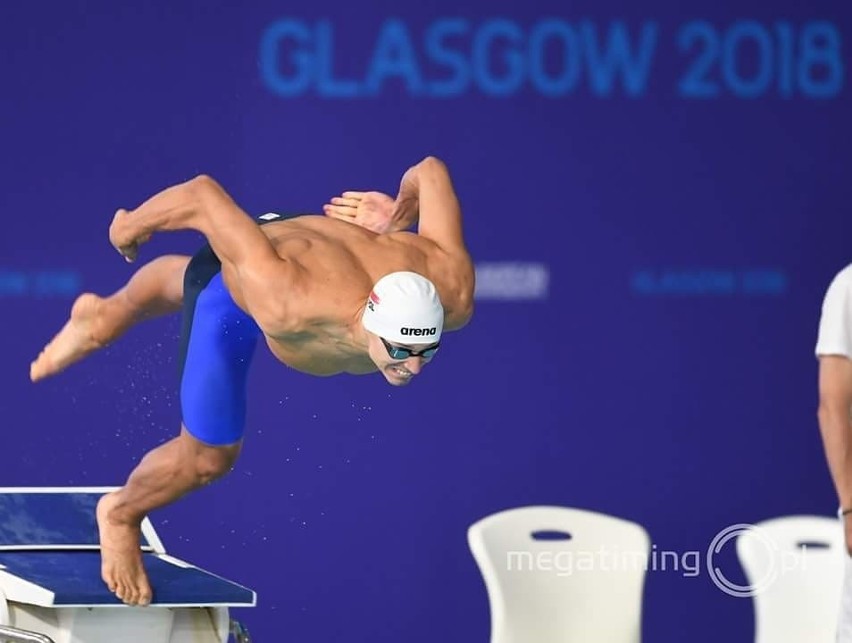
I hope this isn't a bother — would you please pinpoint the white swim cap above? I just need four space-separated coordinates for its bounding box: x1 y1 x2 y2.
362 272 444 344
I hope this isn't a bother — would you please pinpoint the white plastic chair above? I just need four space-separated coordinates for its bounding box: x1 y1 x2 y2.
467 506 651 643
736 515 844 643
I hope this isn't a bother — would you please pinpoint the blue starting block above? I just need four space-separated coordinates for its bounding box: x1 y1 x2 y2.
0 487 255 643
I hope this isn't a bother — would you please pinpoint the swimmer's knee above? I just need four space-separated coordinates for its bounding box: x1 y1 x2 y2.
195 445 240 485
181 427 242 484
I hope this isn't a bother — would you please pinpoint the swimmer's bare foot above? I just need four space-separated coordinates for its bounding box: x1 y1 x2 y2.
30 293 106 382
96 493 152 606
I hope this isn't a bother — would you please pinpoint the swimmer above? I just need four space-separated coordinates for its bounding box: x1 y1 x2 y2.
29 156 474 606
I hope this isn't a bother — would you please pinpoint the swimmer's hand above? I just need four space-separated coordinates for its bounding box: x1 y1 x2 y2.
323 191 409 234
109 209 151 263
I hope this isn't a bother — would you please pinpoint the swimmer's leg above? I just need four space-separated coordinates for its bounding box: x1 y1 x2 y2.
98 270 260 606
97 426 241 606
30 254 189 382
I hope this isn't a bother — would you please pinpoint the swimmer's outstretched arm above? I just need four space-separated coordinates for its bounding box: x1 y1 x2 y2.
109 175 294 327
395 157 467 255
324 157 469 248
395 156 475 328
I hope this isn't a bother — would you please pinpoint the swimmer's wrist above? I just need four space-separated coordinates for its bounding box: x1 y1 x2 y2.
842 507 852 519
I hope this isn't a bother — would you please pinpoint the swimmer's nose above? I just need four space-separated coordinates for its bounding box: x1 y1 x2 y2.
405 356 424 375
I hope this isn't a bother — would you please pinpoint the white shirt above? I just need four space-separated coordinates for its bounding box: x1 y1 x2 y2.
816 264 852 642
816 264 852 359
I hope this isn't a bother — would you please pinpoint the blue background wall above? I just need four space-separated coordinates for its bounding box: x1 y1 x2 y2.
2 0 850 640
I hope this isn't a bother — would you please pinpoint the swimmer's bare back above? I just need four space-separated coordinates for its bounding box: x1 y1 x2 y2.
219 214 470 375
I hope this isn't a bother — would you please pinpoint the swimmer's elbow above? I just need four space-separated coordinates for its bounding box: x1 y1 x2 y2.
460 291 475 324
446 287 475 331
453 302 474 330
183 175 241 227
451 264 475 329
187 174 227 200
418 156 447 172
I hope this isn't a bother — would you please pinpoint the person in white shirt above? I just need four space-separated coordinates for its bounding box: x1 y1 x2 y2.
816 263 852 639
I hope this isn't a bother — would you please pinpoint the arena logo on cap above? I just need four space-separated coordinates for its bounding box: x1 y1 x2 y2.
400 327 437 337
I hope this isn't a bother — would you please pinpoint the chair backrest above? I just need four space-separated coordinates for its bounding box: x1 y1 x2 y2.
467 506 650 643
736 515 844 643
